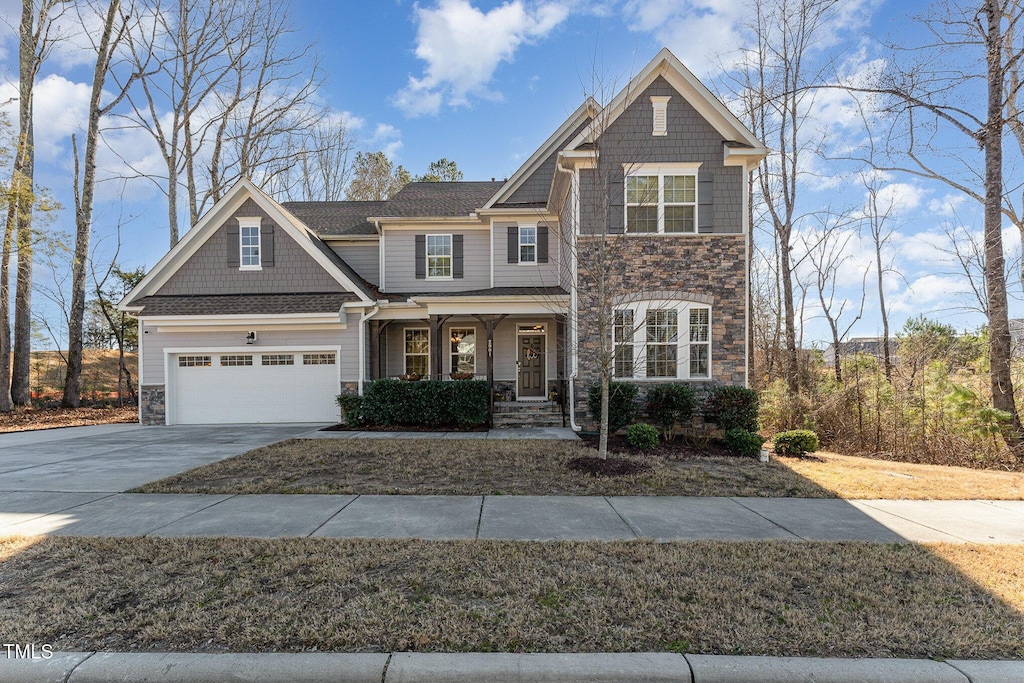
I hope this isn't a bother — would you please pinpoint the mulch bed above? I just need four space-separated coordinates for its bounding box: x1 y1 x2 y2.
567 456 649 476
579 433 737 460
321 423 489 432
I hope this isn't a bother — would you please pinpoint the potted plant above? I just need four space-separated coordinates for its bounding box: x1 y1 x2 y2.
450 372 475 380
399 372 421 381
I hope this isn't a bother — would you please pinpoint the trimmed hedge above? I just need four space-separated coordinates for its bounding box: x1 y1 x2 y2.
703 386 760 432
773 429 820 457
645 383 696 440
587 382 639 433
335 394 364 427
361 379 489 428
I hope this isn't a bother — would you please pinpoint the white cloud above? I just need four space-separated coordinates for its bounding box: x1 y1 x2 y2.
0 74 92 163
623 0 744 77
393 0 569 116
369 123 403 159
927 193 968 217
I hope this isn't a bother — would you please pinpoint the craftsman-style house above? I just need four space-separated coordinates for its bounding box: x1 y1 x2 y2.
119 49 766 427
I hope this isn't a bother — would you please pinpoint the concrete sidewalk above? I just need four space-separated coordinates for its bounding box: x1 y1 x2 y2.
2 651 1021 683
2 493 1021 542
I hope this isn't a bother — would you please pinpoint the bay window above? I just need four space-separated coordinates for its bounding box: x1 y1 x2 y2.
611 301 711 379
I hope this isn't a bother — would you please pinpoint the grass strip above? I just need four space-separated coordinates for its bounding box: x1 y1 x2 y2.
131 439 832 497
2 536 1021 658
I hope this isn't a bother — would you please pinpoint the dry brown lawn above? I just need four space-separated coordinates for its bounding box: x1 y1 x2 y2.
28 349 137 398
777 450 1024 500
0 405 137 433
132 438 832 497
1 535 1021 658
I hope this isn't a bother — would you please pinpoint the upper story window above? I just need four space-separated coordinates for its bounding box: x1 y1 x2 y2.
426 234 452 278
612 301 711 380
519 226 537 264
624 164 699 234
239 218 261 269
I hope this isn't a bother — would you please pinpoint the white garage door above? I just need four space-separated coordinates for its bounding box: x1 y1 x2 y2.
171 350 340 424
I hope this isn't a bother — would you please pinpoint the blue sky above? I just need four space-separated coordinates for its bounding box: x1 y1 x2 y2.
0 0 1018 347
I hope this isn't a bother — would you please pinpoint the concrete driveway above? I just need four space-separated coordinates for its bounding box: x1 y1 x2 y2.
0 423 324 494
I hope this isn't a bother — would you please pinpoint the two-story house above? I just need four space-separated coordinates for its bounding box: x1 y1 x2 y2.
118 49 766 428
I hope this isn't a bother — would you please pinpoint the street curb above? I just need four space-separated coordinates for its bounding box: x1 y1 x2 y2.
1 652 1023 682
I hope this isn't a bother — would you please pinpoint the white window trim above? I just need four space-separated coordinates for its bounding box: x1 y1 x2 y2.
449 326 477 375
238 217 262 270
623 163 701 235
518 225 537 265
426 233 453 280
404 327 430 377
611 300 712 380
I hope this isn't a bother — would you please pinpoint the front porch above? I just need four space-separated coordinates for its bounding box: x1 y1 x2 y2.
369 314 567 403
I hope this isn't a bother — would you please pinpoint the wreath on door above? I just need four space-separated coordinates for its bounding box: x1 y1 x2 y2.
524 348 539 361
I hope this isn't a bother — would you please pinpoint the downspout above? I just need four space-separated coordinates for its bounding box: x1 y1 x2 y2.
357 303 380 396
556 160 582 431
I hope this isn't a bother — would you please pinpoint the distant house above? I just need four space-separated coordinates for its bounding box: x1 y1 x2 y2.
822 337 898 367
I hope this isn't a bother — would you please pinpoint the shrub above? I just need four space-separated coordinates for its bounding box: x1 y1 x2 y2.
627 423 660 450
361 379 489 428
335 394 363 427
587 382 639 433
773 429 820 457
645 383 696 440
723 428 766 458
703 386 759 432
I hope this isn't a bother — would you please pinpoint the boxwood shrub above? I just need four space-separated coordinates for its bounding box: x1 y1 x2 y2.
773 429 820 457
703 386 760 432
723 428 766 458
627 423 660 450
361 379 489 428
587 382 639 433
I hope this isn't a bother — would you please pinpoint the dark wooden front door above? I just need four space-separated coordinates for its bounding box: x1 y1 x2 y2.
518 335 545 397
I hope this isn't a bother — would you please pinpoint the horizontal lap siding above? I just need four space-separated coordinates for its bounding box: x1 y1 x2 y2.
332 243 380 286
385 230 489 292
141 325 357 386
491 222 561 288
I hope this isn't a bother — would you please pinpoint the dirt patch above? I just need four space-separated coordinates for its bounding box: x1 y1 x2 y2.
579 433 736 459
321 423 489 432
0 405 137 434
132 438 830 497
1 536 1021 658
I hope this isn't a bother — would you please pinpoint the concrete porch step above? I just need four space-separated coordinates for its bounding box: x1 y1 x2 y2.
493 401 560 414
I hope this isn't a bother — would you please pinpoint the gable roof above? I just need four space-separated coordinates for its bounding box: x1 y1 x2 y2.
566 48 766 157
369 181 503 219
483 99 598 210
119 178 375 310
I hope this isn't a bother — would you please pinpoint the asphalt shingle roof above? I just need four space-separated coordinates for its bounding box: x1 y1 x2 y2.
134 293 358 316
282 201 385 237
379 181 504 218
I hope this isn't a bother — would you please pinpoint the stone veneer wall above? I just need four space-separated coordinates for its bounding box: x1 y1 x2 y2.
572 234 747 429
140 385 165 425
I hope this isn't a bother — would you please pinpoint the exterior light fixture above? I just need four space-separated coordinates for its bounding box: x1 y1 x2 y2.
246 331 257 345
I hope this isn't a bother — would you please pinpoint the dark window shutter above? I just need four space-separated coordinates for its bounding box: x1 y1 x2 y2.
537 225 549 263
698 168 714 233
261 225 275 267
453 234 464 279
507 226 518 263
415 235 426 279
226 223 240 267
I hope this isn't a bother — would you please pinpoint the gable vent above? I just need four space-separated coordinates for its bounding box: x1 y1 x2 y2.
651 96 671 136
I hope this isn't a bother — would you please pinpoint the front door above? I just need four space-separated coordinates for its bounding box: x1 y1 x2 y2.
517 335 545 398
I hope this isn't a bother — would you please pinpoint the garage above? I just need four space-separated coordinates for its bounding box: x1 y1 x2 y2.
170 350 341 424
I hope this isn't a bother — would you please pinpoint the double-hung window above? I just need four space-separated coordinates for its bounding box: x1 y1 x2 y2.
239 218 261 268
624 164 699 234
611 301 711 380
426 234 452 278
519 226 537 264
405 329 430 377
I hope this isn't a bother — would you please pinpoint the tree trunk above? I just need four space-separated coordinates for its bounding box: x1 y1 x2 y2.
778 227 799 393
983 0 1024 453
0 204 14 412
11 0 35 407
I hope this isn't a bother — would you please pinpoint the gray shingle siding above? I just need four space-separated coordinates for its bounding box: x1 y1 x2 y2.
157 199 344 296
578 76 743 236
502 119 590 206
384 230 490 292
